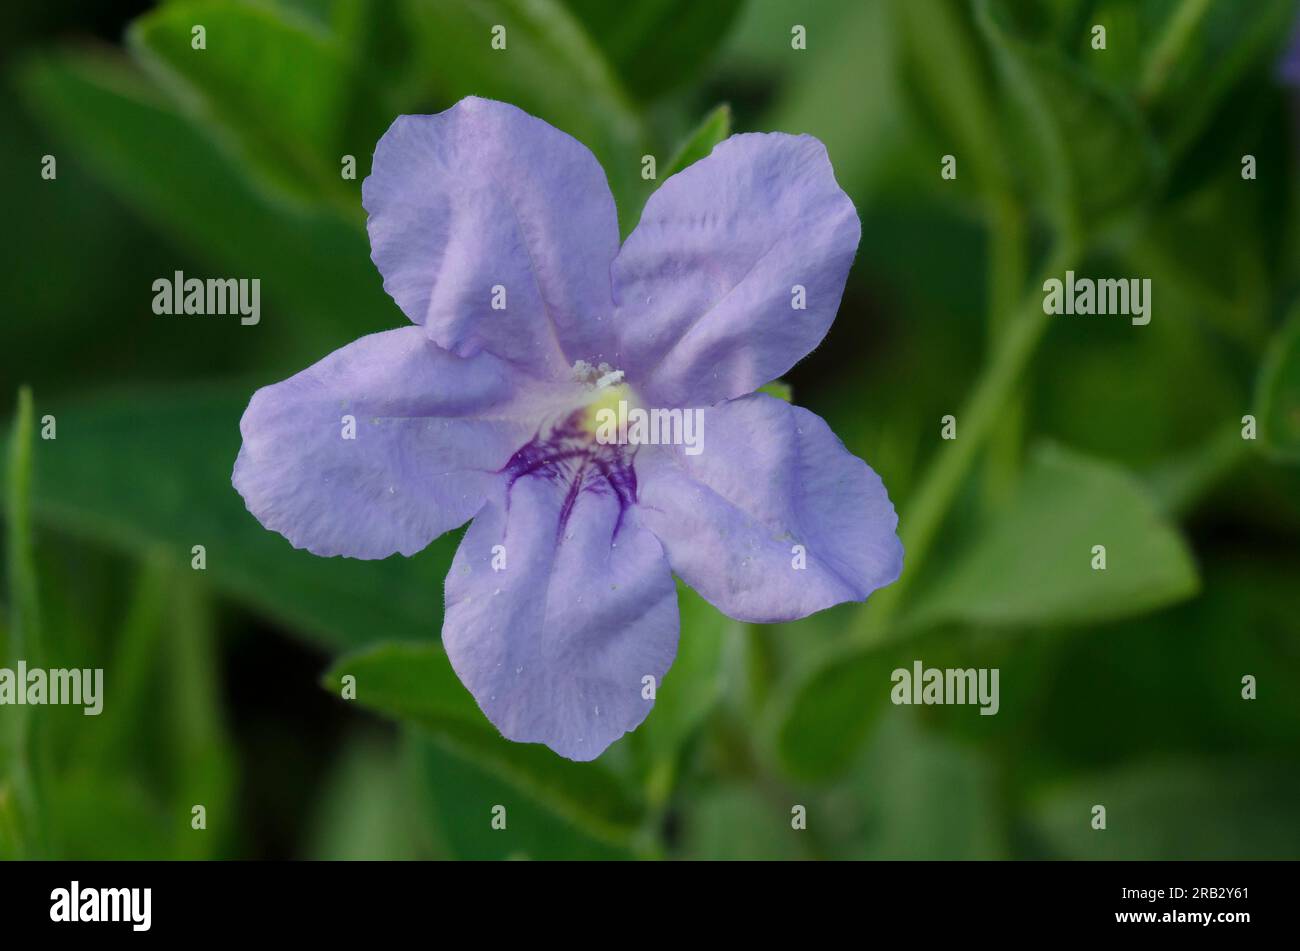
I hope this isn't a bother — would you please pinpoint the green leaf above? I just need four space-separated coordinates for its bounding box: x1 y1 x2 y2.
774 663 1007 847
47 770 173 860
682 785 804 860
15 49 393 354
917 444 1199 627
127 0 387 215
851 710 1003 859
323 642 644 847
1254 304 1300 464
976 0 1163 238
893 0 1006 193
662 103 731 181
1030 758 1300 859
636 582 733 770
1084 0 1143 90
560 0 745 101
0 387 455 652
306 735 438 860
75 552 172 768
757 380 793 403
771 636 916 781
1128 188 1271 349
411 733 631 859
1008 553 1300 773
789 437 1204 782
166 577 235 859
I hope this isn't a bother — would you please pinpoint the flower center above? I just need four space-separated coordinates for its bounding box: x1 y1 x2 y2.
580 382 636 438
499 364 640 535
568 359 642 441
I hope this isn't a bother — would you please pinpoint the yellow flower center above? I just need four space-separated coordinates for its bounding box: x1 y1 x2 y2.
581 382 637 438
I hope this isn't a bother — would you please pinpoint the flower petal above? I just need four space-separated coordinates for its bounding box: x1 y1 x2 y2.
636 393 902 622
362 97 621 379
443 477 678 761
610 133 861 407
233 326 553 559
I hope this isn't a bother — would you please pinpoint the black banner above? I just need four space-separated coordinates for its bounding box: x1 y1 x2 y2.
0 860 1284 939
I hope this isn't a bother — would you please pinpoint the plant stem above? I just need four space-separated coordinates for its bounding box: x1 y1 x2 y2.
1139 0 1214 104
1 386 41 858
4 388 39 663
851 242 1076 642
78 550 171 767
982 194 1028 512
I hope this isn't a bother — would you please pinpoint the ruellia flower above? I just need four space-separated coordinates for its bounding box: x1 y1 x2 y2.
233 97 902 761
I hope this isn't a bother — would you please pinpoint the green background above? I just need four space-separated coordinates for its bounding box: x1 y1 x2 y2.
2 0 1299 860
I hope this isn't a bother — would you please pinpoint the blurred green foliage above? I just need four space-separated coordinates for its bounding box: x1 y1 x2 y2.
1 0 1299 860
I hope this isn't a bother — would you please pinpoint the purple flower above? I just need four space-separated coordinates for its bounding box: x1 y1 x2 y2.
233 97 902 761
